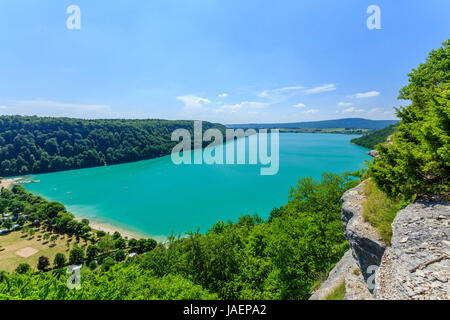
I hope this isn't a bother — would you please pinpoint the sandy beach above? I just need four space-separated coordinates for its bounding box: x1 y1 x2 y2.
79 220 147 240
0 177 23 190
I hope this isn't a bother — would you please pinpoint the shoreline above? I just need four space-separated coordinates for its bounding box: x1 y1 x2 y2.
0 177 23 190
1 177 160 242
81 220 147 241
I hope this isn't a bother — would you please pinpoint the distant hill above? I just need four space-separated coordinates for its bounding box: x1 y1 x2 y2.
227 118 398 130
350 124 399 149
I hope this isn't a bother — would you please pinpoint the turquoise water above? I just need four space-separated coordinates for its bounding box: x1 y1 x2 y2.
23 133 370 239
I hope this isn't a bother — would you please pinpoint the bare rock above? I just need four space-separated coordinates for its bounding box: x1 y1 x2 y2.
309 250 372 300
341 181 387 291
375 200 450 300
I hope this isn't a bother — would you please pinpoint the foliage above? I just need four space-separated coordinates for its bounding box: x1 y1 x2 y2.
0 171 358 300
135 172 357 300
0 264 217 300
0 116 225 177
15 263 31 274
53 253 67 269
370 40 450 198
69 247 85 265
362 180 406 245
351 124 399 149
325 281 346 300
37 256 50 271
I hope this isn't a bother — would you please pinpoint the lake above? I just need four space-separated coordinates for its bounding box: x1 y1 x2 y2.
23 133 370 240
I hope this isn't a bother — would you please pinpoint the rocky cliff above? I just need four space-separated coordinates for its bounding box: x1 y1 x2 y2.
311 182 449 300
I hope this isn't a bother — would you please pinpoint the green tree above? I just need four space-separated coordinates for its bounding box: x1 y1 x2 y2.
69 247 84 265
15 263 31 274
102 256 116 272
54 253 67 268
115 249 126 262
114 237 127 250
86 245 99 261
37 256 50 271
370 40 449 198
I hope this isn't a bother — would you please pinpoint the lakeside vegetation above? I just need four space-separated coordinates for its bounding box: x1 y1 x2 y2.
1 171 361 299
350 124 399 149
0 117 225 177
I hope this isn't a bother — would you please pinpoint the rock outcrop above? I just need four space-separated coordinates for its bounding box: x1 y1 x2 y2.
340 181 387 288
309 250 372 300
310 182 449 300
375 200 450 300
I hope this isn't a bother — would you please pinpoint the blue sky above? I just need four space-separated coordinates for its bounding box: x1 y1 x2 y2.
0 0 449 124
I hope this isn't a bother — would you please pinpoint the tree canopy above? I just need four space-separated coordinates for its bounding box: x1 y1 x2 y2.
0 116 225 177
370 40 449 198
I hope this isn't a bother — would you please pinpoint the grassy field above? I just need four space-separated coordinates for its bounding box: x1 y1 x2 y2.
0 228 85 273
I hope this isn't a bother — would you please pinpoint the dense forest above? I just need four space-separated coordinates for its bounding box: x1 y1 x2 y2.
0 116 225 177
350 124 399 149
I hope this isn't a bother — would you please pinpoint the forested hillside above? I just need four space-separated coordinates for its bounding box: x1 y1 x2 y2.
0 116 225 177
350 124 399 149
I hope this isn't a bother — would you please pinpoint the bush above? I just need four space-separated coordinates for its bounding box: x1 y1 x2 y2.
362 180 405 244
69 247 84 265
102 257 116 272
88 260 98 270
15 263 31 274
370 40 449 198
54 253 67 269
325 281 346 300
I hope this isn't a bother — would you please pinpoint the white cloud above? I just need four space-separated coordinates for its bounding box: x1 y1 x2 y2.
218 93 228 98
0 106 7 109
258 86 304 98
302 109 319 114
293 103 306 108
305 84 336 94
350 91 380 99
338 102 353 107
214 101 270 113
176 95 211 110
342 107 364 113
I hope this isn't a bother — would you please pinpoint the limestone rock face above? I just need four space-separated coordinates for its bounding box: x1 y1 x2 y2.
309 250 372 300
375 200 450 300
340 181 387 290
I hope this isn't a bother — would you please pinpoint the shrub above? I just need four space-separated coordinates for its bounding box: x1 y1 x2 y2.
370 40 449 198
362 180 405 245
325 281 346 300
15 263 31 274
